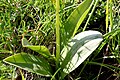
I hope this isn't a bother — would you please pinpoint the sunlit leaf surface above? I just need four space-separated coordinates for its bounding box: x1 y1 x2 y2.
3 53 53 76
22 38 51 58
61 31 103 75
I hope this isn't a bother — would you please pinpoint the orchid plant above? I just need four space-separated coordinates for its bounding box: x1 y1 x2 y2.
3 0 103 79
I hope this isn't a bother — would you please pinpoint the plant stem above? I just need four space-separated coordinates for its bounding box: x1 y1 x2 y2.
56 0 60 65
106 0 109 32
110 0 113 30
83 0 98 31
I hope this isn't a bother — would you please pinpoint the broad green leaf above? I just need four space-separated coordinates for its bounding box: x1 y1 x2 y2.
62 0 94 43
60 31 103 77
3 53 52 76
0 49 12 54
22 38 51 58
